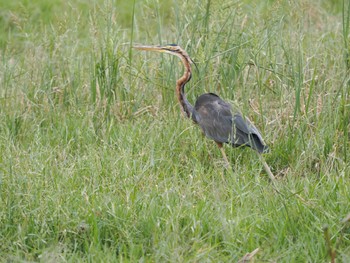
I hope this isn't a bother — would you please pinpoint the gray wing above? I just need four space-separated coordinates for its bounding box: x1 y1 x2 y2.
192 97 268 153
192 99 233 142
232 113 269 153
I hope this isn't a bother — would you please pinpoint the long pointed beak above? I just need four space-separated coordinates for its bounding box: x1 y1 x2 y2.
133 45 164 52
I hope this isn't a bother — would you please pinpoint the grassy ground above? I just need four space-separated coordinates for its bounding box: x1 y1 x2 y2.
1 0 350 262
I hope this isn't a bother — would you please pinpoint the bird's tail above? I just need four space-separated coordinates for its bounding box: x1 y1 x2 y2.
249 134 269 154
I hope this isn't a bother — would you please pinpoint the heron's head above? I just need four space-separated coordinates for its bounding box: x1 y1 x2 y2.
133 44 194 65
133 43 180 54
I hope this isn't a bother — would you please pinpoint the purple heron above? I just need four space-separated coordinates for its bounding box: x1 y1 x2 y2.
134 44 275 180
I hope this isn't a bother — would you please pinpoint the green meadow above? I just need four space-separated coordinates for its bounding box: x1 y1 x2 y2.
1 0 350 261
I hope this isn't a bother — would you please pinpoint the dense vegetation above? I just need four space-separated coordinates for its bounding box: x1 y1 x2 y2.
0 0 349 261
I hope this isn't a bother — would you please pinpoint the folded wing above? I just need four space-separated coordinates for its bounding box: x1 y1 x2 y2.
192 93 268 153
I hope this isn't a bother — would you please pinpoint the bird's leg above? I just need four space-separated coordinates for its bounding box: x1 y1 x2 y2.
220 148 230 169
215 142 232 182
216 142 231 170
257 153 276 181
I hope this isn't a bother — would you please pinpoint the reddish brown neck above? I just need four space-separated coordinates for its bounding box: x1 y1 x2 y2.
175 54 193 118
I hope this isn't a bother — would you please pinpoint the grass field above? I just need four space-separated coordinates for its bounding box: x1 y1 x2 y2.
1 0 350 262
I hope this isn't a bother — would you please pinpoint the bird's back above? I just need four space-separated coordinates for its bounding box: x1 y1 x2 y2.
192 93 268 153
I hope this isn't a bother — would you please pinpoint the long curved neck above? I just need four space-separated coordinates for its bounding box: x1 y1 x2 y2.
176 53 194 118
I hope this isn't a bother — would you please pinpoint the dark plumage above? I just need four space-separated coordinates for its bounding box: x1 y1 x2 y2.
192 93 268 153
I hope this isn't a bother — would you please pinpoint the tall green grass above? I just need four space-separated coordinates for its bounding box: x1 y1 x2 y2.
0 0 349 262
